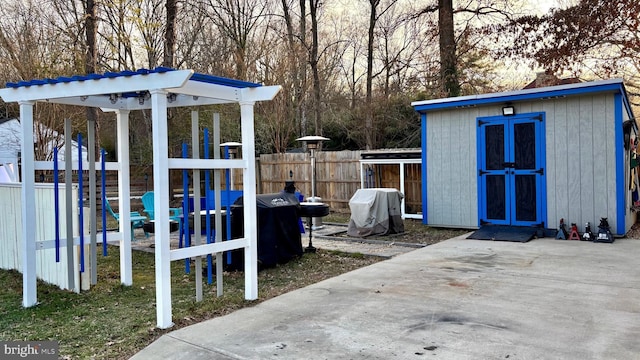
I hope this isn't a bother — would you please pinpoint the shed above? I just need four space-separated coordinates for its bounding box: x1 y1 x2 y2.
412 79 637 236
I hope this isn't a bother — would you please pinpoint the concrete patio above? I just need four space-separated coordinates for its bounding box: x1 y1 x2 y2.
132 234 640 359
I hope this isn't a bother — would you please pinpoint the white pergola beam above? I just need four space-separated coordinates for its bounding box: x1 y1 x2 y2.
169 239 248 261
36 232 123 250
167 158 245 170
166 81 241 102
0 70 193 102
43 93 233 111
44 96 129 110
240 86 282 102
167 95 233 107
34 161 119 171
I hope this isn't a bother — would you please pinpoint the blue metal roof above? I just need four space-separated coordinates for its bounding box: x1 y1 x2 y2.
190 72 261 88
5 67 262 89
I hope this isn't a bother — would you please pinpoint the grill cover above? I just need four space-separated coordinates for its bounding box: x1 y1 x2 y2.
347 188 404 237
229 192 302 270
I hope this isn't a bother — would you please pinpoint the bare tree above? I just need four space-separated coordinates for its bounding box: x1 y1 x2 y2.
364 0 398 149
164 0 177 67
84 0 100 165
100 0 137 70
0 1 88 159
203 0 269 79
364 0 379 150
132 0 165 68
280 0 309 137
438 0 459 97
412 0 519 97
308 0 322 136
340 31 366 110
174 0 207 68
498 0 640 105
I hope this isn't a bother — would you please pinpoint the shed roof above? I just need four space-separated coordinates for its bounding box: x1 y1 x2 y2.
361 148 421 160
412 78 632 116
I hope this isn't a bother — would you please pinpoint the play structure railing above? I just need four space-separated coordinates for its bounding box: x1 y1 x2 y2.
10 120 253 325
23 128 144 294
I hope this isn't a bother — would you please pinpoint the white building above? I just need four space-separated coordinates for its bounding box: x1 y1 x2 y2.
0 118 88 182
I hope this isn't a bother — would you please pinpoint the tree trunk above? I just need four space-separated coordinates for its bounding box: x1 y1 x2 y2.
282 0 307 138
164 0 177 68
164 0 177 198
309 0 321 137
299 0 308 136
84 0 99 153
439 0 460 97
365 0 379 150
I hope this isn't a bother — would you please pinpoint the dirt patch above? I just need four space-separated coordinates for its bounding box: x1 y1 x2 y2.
323 213 470 246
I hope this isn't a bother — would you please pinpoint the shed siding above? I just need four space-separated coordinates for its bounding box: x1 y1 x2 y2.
579 96 596 230
525 94 618 233
426 109 479 227
425 93 627 233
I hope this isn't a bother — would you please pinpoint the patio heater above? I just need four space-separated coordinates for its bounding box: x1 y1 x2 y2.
220 142 241 190
296 135 330 253
296 136 329 202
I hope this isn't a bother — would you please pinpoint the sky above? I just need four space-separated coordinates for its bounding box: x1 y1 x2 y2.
532 0 571 15
535 0 556 14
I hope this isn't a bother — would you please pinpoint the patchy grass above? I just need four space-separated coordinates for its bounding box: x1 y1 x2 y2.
0 246 380 359
324 211 470 245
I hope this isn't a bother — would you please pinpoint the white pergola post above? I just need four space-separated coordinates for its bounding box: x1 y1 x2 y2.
191 111 203 302
213 113 224 296
116 110 133 285
88 117 98 285
239 101 258 299
150 89 173 329
63 119 75 289
19 101 37 307
399 161 406 219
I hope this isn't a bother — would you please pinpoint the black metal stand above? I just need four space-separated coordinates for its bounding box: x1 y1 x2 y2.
305 216 316 253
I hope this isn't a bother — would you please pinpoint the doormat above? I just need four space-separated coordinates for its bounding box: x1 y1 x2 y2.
467 225 538 242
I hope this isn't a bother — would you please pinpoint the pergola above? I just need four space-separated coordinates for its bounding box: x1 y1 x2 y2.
0 68 281 328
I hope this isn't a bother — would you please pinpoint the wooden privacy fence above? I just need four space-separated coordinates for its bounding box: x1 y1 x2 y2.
259 150 363 210
24 152 420 214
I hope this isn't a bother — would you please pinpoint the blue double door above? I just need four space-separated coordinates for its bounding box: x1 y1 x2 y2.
477 113 546 227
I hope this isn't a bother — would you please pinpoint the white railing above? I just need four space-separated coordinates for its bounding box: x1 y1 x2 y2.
0 182 86 292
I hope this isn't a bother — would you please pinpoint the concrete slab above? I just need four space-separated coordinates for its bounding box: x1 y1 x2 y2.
132 235 640 360
129 223 419 258
310 237 419 258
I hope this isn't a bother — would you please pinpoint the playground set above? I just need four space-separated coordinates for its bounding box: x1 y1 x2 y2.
0 68 281 328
